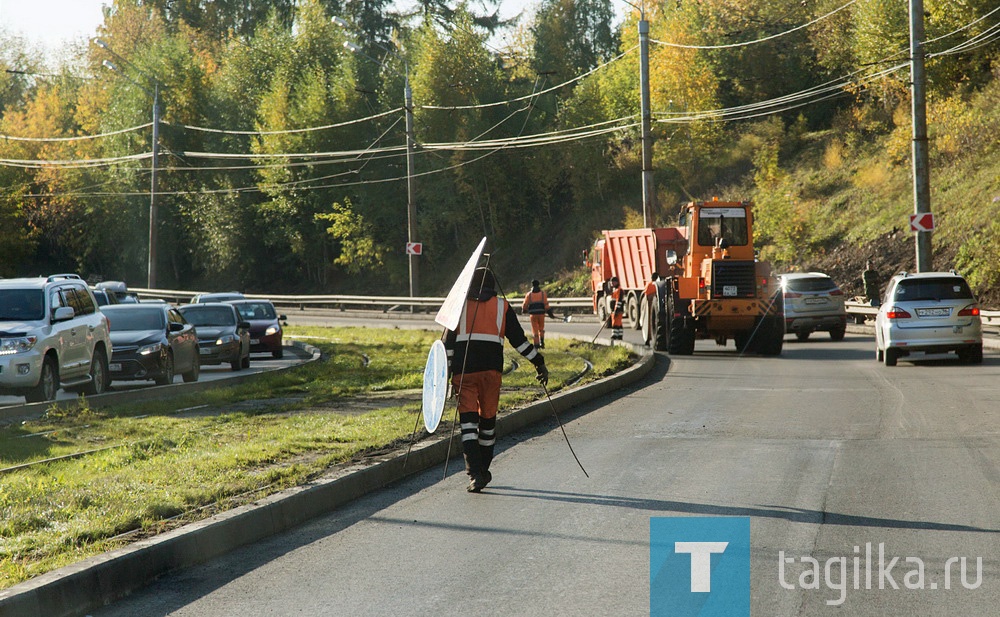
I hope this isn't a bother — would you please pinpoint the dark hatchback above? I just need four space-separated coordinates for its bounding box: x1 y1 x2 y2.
102 304 200 385
227 300 286 359
178 303 251 371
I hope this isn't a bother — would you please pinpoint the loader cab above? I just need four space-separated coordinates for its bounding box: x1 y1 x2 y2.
678 201 756 293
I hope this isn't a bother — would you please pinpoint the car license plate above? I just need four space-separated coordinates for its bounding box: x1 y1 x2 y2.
250 339 260 345
916 307 951 317
723 285 738 297
199 348 211 355
109 363 122 372
804 297 827 305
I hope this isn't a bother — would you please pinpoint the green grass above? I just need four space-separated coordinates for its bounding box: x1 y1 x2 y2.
0 326 633 589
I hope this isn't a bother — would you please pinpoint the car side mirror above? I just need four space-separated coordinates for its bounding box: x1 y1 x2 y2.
53 306 75 322
239 321 251 330
278 314 287 321
169 322 184 332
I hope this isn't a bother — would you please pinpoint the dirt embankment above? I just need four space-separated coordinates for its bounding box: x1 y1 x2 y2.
794 232 998 309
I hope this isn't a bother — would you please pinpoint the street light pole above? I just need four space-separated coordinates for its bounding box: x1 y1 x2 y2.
94 39 161 288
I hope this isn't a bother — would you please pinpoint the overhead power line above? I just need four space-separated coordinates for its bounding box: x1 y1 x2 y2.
418 45 637 110
172 108 402 136
0 152 153 168
0 123 153 143
650 0 858 50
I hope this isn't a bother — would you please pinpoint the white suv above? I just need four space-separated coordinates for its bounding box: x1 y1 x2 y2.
874 271 983 366
0 274 113 402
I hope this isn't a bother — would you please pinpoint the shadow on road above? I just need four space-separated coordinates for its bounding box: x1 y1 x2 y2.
481 486 1000 534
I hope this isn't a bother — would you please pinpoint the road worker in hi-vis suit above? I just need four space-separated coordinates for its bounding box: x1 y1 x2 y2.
445 267 548 492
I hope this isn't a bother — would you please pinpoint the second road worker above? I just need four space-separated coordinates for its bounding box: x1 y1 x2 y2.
445 267 549 493
521 279 556 349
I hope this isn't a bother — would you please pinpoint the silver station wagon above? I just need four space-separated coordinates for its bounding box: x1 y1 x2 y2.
874 271 983 366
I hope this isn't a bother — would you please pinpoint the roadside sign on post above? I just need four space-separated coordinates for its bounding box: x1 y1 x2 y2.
406 242 422 256
909 213 935 232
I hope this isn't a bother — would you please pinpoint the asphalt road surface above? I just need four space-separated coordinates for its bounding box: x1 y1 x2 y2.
87 317 1000 616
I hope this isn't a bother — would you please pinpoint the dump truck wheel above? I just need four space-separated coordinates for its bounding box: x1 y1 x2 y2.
627 294 642 330
597 296 609 324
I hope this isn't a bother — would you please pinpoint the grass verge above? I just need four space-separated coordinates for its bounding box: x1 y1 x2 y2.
0 325 633 589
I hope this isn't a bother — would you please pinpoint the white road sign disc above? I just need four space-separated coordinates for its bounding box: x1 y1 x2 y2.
422 340 449 433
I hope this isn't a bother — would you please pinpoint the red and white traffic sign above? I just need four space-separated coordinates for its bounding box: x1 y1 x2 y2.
406 242 423 255
909 213 935 232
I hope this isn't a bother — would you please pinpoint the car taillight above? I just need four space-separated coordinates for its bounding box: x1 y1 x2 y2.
885 307 912 319
829 288 844 296
958 304 980 317
783 292 802 299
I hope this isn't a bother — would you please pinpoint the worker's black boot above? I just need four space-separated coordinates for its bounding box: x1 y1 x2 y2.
477 416 496 490
460 412 486 492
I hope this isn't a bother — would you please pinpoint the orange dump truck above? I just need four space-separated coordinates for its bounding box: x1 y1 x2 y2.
588 199 784 355
587 227 688 329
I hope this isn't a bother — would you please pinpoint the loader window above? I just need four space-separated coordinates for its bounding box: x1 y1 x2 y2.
697 207 748 247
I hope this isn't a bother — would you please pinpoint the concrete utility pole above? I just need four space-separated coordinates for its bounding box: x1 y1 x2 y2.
336 17 419 299
149 83 160 289
94 39 161 288
909 0 932 272
638 15 654 227
404 76 419 298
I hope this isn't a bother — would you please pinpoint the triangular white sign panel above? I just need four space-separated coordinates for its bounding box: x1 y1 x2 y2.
434 237 486 331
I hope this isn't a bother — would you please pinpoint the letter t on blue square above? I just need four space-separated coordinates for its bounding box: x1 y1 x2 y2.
650 517 750 617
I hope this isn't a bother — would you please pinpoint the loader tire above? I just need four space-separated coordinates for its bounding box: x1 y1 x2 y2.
756 315 784 356
667 296 695 355
654 296 668 352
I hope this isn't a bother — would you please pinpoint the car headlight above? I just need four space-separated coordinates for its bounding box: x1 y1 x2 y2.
0 336 38 355
216 334 237 345
138 343 164 356
265 326 280 336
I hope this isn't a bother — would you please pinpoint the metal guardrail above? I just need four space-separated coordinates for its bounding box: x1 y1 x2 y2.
132 288 999 323
131 288 595 312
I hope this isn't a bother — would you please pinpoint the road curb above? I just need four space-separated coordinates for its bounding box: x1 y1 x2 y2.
0 340 655 617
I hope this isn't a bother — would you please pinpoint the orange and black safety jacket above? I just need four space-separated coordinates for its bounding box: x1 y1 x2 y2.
610 286 624 314
445 288 541 375
522 289 550 315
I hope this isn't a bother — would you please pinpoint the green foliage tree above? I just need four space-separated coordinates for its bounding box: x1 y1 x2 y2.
316 198 387 274
139 0 297 40
532 0 618 81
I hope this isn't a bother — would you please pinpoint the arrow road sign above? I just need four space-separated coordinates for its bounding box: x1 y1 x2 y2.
406 242 423 255
909 213 935 232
